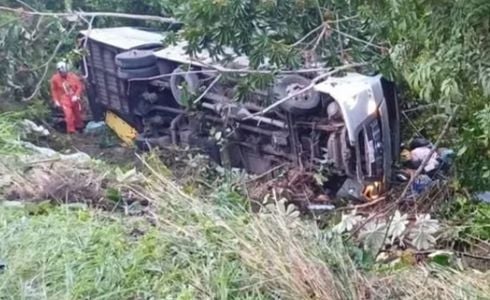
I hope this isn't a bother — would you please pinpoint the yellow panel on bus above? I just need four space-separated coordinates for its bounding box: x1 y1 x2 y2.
105 111 137 145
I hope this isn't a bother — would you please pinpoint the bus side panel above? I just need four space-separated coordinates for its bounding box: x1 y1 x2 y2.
85 40 131 121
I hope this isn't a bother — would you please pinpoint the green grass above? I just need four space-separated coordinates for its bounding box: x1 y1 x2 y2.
1 107 489 300
1 169 489 299
0 102 49 156
0 207 268 299
0 112 25 156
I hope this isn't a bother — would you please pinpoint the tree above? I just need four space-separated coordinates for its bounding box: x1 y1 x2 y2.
359 0 490 189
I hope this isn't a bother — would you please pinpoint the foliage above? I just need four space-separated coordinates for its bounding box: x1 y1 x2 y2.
2 0 489 190
360 0 490 102
167 0 385 69
1 171 490 299
457 102 490 186
439 194 490 242
408 214 440 251
0 108 489 298
0 13 77 102
334 210 441 252
360 0 490 190
0 112 25 155
332 209 364 234
5 0 174 27
0 207 262 299
0 103 49 155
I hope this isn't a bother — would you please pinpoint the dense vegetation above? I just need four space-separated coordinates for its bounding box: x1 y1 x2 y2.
0 1 489 298
1 0 488 189
0 115 489 298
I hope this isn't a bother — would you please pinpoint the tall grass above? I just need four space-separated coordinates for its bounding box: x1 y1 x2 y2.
0 114 489 299
0 112 24 155
0 103 49 155
1 160 490 299
142 161 490 300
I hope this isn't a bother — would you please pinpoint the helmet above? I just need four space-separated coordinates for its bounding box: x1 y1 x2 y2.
56 61 68 73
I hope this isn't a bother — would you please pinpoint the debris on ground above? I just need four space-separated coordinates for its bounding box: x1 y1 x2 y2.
18 141 91 164
115 168 146 184
475 192 490 204
307 203 336 213
408 137 432 149
20 119 50 137
2 161 148 209
398 137 456 204
3 161 104 206
410 174 433 196
0 259 6 271
336 178 365 201
83 121 107 135
438 148 455 167
1 151 148 210
401 137 456 177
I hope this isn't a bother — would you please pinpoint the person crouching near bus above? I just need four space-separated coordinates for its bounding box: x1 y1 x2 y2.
50 61 85 133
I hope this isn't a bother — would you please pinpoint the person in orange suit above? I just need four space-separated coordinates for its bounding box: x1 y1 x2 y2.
50 62 85 133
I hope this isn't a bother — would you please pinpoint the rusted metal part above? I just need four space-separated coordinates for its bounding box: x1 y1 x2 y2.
204 115 276 137
200 102 287 129
341 126 355 178
287 113 301 168
237 142 296 162
170 114 184 144
295 121 343 132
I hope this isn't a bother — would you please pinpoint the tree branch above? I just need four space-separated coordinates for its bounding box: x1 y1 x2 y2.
290 23 325 47
245 62 367 118
312 24 329 51
76 12 95 79
14 0 37 12
127 65 360 83
193 74 222 104
0 6 179 24
22 23 77 102
335 12 345 61
331 28 386 50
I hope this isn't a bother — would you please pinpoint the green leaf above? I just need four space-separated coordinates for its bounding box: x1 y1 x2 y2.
428 251 453 266
457 146 468 157
332 211 365 234
359 221 387 253
388 210 409 243
408 214 440 250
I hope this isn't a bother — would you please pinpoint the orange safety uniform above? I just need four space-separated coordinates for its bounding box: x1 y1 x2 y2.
50 72 85 133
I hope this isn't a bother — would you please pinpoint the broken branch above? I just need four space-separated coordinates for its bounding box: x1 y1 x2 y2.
246 62 367 118
193 74 222 104
0 6 179 24
331 28 387 50
290 23 325 47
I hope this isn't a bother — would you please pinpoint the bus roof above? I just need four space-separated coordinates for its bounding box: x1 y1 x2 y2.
80 27 164 50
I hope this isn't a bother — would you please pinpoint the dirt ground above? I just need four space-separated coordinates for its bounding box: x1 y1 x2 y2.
31 126 137 166
68 133 137 165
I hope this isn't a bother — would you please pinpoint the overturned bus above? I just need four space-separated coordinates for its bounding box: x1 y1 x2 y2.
80 27 400 202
